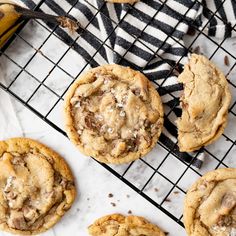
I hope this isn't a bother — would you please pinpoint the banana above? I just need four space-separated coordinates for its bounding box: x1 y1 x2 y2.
0 1 22 48
0 1 79 49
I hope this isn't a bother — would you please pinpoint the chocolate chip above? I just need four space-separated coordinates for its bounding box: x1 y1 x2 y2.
218 215 232 227
85 113 101 130
193 46 200 54
128 210 132 214
54 171 62 183
224 55 230 66
108 193 113 198
132 88 141 96
110 202 116 207
127 138 138 152
187 27 196 36
164 198 171 202
8 212 27 230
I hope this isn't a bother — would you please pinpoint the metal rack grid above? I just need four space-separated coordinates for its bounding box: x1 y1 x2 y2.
0 0 235 228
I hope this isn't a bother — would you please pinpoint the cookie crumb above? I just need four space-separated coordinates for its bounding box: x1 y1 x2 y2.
187 27 196 36
128 210 132 214
57 16 79 33
111 202 116 207
224 55 230 66
154 188 159 192
173 191 179 194
108 193 113 198
193 46 200 54
87 197 90 201
126 194 130 198
164 198 171 202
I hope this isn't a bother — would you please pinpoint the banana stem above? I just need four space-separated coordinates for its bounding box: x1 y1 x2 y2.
4 3 79 32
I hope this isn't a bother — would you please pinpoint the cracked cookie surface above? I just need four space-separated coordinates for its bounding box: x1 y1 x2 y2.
0 138 76 235
88 214 165 236
177 54 231 152
184 168 236 236
64 64 164 164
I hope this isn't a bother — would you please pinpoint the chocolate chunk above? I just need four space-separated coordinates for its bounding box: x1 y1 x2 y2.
224 55 230 66
126 138 139 152
54 171 62 184
132 88 141 96
217 215 232 227
187 27 196 36
85 113 101 130
193 46 200 54
8 211 27 230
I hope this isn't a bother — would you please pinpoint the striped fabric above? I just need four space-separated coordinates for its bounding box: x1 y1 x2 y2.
19 0 236 168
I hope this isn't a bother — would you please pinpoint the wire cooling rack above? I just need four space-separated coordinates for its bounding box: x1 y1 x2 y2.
0 0 235 228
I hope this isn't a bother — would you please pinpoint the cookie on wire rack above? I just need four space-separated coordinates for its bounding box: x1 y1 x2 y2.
64 64 164 164
177 54 231 152
0 138 76 235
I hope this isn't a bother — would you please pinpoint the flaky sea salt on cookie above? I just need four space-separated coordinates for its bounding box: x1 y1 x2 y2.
184 168 236 236
0 138 76 235
64 64 164 164
88 214 165 236
177 54 231 152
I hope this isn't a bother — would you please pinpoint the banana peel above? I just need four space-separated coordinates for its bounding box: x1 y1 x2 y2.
0 1 79 49
0 2 22 48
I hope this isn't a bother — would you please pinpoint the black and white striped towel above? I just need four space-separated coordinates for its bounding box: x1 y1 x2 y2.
19 0 236 168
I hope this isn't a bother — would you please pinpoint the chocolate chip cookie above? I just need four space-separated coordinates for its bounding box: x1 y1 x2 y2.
88 214 165 236
0 138 76 235
64 64 164 164
177 54 231 152
184 168 236 236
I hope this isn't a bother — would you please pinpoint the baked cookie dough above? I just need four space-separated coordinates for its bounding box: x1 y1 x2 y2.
184 168 236 236
106 0 139 3
177 54 231 152
88 214 165 236
0 138 76 235
64 64 164 164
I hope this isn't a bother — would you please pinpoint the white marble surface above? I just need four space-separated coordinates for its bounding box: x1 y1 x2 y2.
0 15 235 236
0 89 185 236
